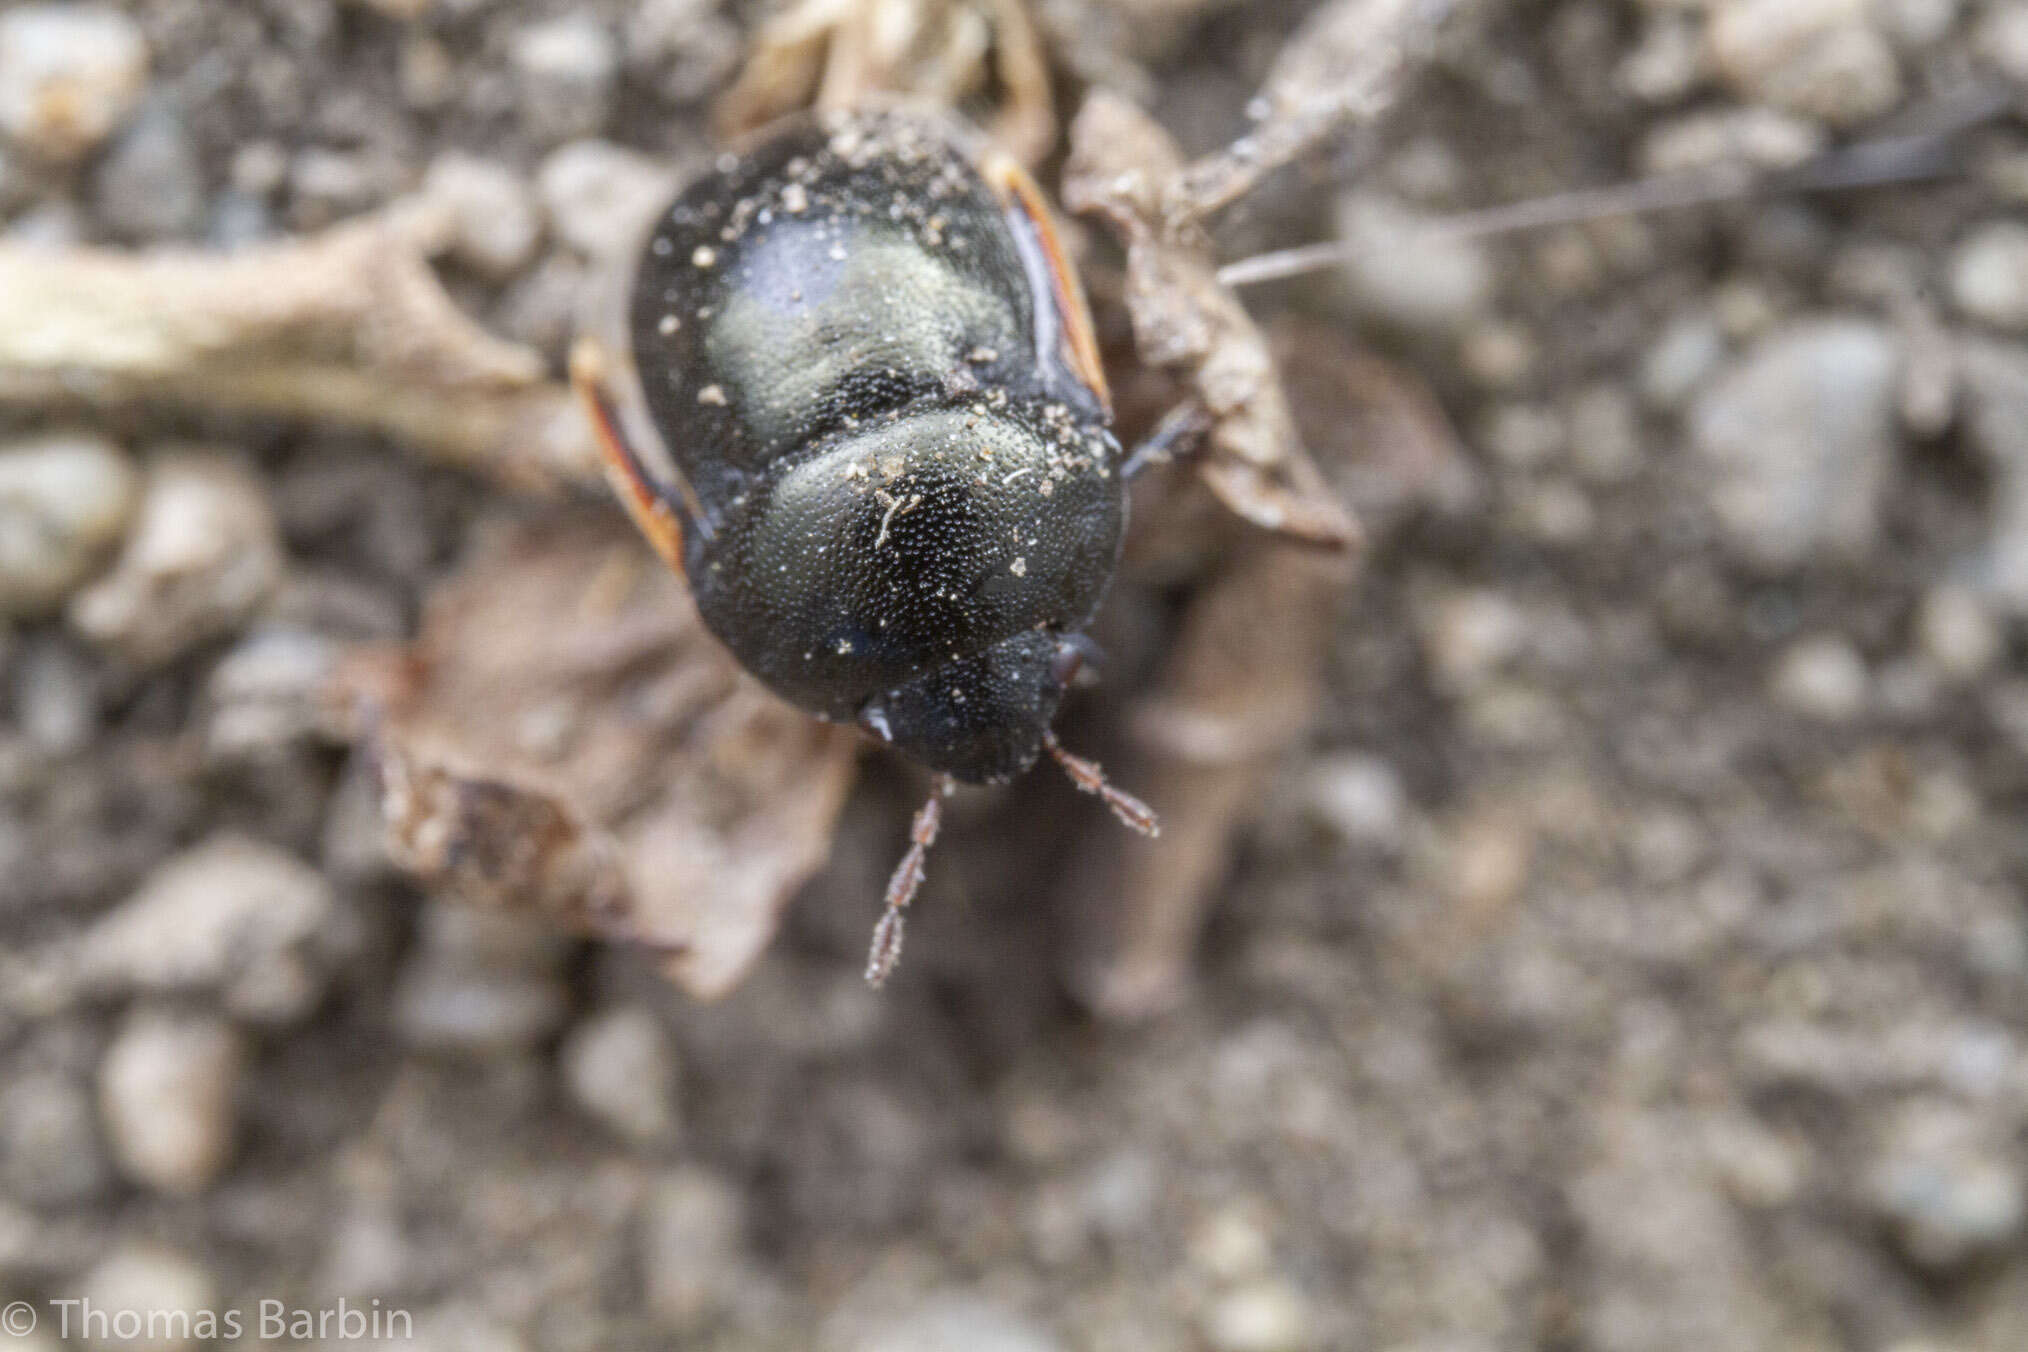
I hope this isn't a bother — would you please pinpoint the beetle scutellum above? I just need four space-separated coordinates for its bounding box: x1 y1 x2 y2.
572 105 1178 985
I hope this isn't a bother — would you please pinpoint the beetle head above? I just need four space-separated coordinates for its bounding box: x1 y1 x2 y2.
860 629 1090 783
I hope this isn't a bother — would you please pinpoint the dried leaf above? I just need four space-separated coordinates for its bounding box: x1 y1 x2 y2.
336 513 859 1000
0 203 598 494
716 0 1055 164
1064 91 1359 548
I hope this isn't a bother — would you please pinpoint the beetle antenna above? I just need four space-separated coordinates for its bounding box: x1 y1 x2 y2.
866 775 955 987
1216 87 2003 289
1043 729 1159 837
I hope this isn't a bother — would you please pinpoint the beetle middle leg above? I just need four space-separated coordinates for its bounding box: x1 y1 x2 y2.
570 337 696 577
1122 401 1214 481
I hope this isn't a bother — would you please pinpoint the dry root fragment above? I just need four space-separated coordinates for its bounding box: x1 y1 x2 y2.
0 202 599 494
1065 526 1356 1017
331 513 859 1000
717 0 1055 164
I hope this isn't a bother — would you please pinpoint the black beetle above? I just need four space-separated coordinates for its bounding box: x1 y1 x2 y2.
572 105 1177 983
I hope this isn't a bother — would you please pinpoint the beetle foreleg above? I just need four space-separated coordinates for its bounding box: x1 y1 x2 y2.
865 774 956 987
1043 729 1160 837
1121 401 1214 481
571 337 696 576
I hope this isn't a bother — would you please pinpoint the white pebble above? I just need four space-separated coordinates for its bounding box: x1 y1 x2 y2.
1298 752 1407 849
0 431 136 617
561 1005 679 1145
99 1009 242 1196
510 15 617 143
79 833 339 1023
1949 221 2028 331
1770 634 1870 722
1709 0 1903 127
0 4 148 162
536 138 677 260
1916 584 2001 682
1334 192 1495 334
1203 1279 1312 1352
69 448 282 669
424 153 542 279
77 1246 217 1352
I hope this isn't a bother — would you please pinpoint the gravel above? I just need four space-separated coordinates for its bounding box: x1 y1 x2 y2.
3 3 2027 1349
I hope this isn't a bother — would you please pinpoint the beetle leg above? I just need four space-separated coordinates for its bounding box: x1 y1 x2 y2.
865 774 955 987
1122 401 1214 481
570 337 693 577
1043 729 1159 837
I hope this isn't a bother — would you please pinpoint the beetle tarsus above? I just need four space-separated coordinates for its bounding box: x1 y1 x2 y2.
1122 401 1214 480
865 775 954 987
1043 729 1159 837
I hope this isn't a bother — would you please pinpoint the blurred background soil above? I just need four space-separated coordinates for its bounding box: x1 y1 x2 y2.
5 0 2028 1349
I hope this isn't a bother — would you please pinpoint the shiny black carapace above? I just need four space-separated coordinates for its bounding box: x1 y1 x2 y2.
572 106 1158 984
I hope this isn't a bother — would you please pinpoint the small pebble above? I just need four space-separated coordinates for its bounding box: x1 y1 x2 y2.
1458 320 1536 389
1568 384 1642 484
1770 634 1870 722
1974 0 2028 82
1203 1279 1313 1352
1689 319 1900 571
1 1071 112 1206
424 152 542 279
832 1294 1065 1352
1709 0 1904 127
69 448 283 669
1479 402 1565 470
92 106 204 242
392 905 570 1056
99 1008 243 1196
640 1167 748 1330
1420 587 1529 694
1298 752 1408 849
77 1246 217 1352
1334 192 1495 334
561 1005 680 1146
1948 221 2028 332
1875 0 1959 49
536 139 677 260
1915 584 2001 682
0 431 137 617
1640 312 1726 410
13 634 98 755
1869 1103 2026 1269
79 832 340 1023
510 15 618 143
624 0 742 104
0 4 149 162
